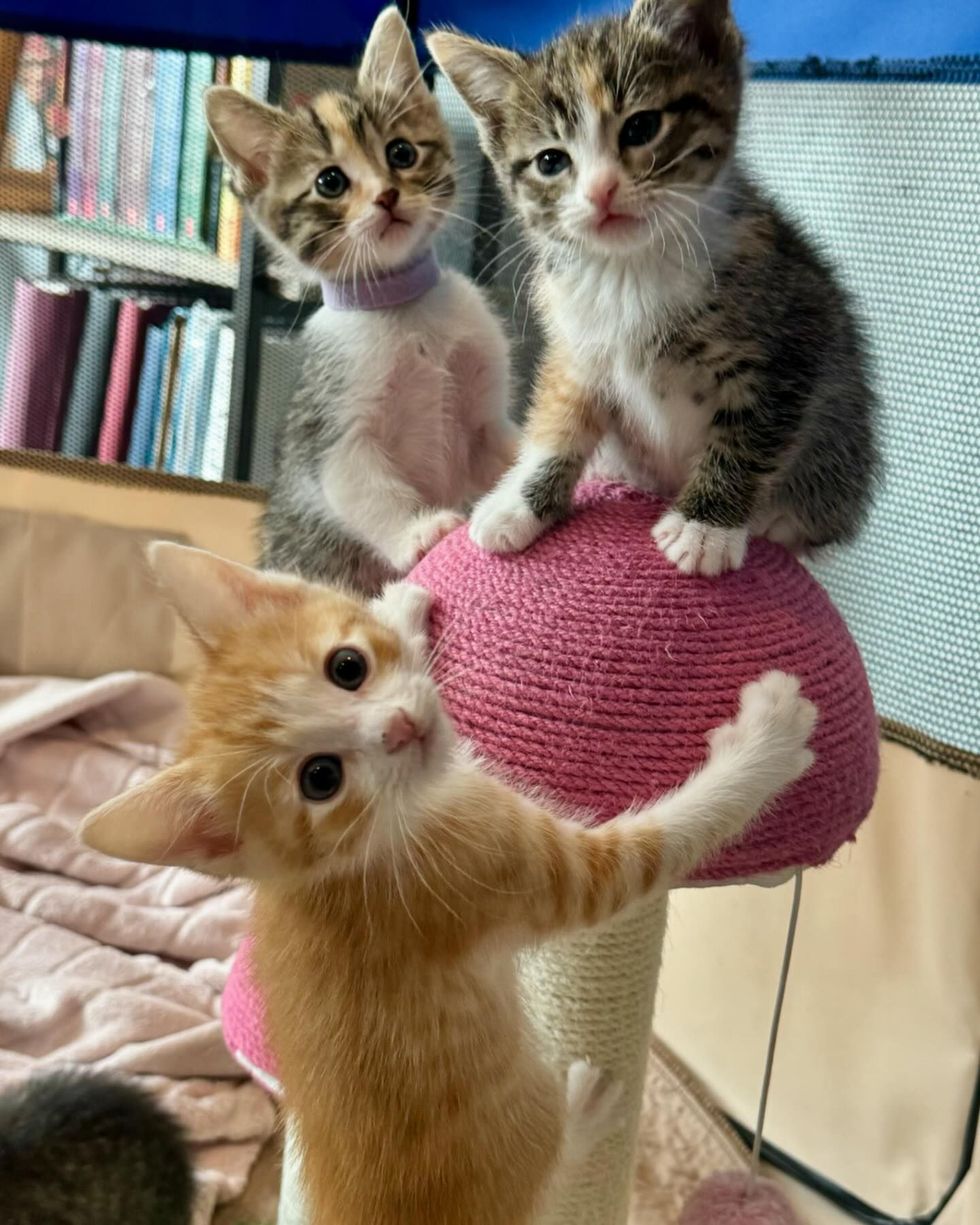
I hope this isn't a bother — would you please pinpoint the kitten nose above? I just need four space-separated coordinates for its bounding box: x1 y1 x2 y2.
586 175 619 215
375 188 400 212
383 709 420 753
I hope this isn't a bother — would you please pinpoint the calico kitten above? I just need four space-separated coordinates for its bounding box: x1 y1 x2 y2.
205 7 515 594
429 0 880 575
82 541 816 1225
1 1070 193 1225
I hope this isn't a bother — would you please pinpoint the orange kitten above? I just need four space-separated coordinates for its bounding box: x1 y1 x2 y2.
82 544 815 1225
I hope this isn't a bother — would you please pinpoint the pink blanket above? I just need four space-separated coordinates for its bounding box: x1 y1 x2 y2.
0 672 276 1222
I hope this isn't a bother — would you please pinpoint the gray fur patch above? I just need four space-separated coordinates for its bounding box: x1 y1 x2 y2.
522 455 582 523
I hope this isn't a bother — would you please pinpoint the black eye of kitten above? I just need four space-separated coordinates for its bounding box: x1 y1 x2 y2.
298 755 343 802
536 148 571 177
386 138 417 169
619 110 662 149
326 647 368 690
315 166 349 198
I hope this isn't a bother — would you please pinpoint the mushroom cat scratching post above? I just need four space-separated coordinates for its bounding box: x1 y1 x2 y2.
222 483 879 1225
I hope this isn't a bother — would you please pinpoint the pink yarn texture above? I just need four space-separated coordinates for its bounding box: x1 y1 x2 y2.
679 1172 801 1225
222 481 878 1083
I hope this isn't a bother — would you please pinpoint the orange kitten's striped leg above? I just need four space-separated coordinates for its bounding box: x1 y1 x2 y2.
511 672 815 938
469 345 607 554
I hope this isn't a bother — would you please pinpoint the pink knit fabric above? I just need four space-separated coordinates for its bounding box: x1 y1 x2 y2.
222 481 879 1085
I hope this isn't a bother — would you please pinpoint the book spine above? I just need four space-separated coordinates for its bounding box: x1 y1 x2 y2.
203 155 224 251
200 324 235 481
177 52 214 245
64 41 89 219
0 279 87 451
97 299 172 462
189 309 225 476
126 323 166 467
148 50 186 239
59 289 119 456
81 42 104 221
116 49 154 229
151 310 187 468
165 304 198 473
216 57 253 262
96 45 124 223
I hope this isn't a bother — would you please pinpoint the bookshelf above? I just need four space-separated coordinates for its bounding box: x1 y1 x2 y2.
0 26 279 484
0 212 239 287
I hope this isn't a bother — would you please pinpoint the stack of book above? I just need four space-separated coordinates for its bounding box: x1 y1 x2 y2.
0 277 234 480
52 38 268 259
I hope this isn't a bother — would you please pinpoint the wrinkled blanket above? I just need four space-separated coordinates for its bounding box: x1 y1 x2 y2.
0 672 276 1222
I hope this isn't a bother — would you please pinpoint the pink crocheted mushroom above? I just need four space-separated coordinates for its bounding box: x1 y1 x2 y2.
222 482 879 1209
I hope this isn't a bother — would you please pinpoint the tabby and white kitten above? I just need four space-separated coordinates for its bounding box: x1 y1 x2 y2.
82 542 815 1225
429 0 880 575
205 8 515 594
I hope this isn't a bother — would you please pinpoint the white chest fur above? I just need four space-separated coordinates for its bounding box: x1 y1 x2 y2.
543 254 713 497
306 269 509 508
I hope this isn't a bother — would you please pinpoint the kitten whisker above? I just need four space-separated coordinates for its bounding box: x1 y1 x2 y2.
234 760 267 848
659 187 729 219
662 199 717 291
360 799 381 942
659 201 698 270
428 207 504 243
423 830 531 897
645 142 709 183
391 809 423 935
656 205 689 275
396 801 464 924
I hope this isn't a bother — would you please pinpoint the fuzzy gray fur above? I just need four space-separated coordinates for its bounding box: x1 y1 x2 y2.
260 338 396 594
0 1070 194 1225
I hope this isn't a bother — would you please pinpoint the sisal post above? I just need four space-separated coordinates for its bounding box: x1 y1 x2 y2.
522 892 668 1225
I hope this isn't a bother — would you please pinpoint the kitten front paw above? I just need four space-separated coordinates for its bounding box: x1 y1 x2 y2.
707 671 817 800
469 488 545 553
653 511 748 576
372 582 432 640
394 510 464 571
564 1060 624 1162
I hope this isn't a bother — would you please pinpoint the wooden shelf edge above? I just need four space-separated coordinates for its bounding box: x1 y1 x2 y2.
0 212 240 288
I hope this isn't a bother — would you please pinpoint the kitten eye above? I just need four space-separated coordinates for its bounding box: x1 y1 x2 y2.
536 148 571 177
326 647 368 691
386 139 417 170
299 755 343 802
316 166 350 198
619 110 662 149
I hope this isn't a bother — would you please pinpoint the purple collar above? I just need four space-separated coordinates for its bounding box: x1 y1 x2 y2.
320 248 441 311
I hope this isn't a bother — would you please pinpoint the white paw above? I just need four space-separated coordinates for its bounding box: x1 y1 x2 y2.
652 511 748 576
371 582 431 641
707 671 817 798
564 1060 624 1162
469 487 545 554
394 510 464 571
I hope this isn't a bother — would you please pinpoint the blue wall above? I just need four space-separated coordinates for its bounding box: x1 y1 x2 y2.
0 0 976 60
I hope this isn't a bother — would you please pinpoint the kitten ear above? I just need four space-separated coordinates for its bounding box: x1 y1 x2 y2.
425 31 523 130
359 6 427 104
80 763 245 877
629 0 740 63
147 541 300 651
204 86 283 198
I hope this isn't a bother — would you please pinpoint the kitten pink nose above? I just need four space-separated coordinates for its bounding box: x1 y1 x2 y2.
375 188 400 212
586 175 619 215
383 709 420 753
